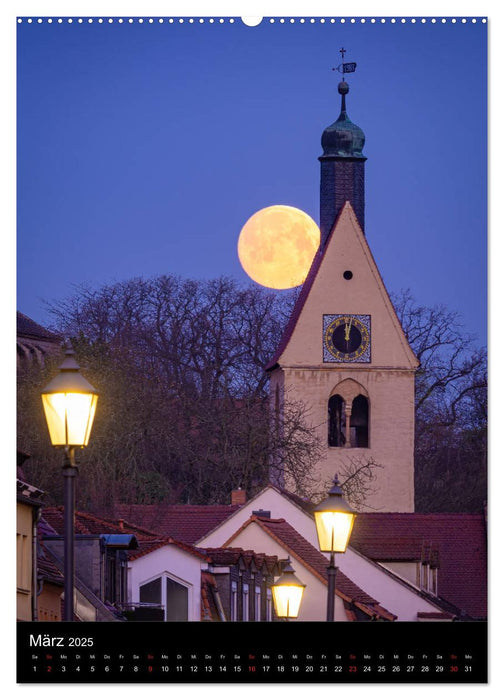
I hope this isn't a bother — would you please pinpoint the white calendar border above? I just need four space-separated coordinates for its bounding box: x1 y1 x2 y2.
4 2 499 698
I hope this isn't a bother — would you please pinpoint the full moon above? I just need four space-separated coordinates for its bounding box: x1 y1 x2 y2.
237 205 320 289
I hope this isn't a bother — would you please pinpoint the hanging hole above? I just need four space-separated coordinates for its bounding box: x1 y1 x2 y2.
241 17 263 26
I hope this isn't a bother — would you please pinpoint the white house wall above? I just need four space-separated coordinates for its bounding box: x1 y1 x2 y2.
128 544 202 622
227 521 347 622
332 547 442 621
197 486 446 621
197 488 318 548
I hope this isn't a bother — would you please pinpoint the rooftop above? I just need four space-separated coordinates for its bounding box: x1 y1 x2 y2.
350 512 487 619
233 515 396 621
112 503 242 544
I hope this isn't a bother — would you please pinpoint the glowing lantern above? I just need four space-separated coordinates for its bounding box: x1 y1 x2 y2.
313 474 356 554
271 559 306 619
41 346 98 448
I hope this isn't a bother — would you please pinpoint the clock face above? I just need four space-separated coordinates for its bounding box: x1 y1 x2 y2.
323 314 371 363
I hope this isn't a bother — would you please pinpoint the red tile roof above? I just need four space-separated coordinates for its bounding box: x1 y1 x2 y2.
201 571 219 621
127 536 210 562
229 516 396 621
350 513 487 619
201 547 243 566
202 547 279 574
417 612 455 620
42 506 161 541
37 541 64 586
42 507 210 563
112 503 241 544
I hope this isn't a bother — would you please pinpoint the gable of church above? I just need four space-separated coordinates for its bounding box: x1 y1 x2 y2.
269 202 418 372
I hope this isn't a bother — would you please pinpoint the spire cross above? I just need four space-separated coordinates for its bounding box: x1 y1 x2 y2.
332 50 357 81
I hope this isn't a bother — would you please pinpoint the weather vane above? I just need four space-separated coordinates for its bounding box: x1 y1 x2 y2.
332 47 357 75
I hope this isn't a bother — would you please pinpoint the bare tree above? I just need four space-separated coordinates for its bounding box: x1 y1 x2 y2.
18 281 486 512
392 289 487 512
338 457 385 510
19 277 317 508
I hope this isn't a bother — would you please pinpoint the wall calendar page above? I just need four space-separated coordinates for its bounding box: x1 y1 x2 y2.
16 7 488 687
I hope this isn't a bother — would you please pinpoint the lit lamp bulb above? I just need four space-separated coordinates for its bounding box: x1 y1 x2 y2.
41 346 98 448
313 475 356 553
313 475 357 622
271 559 306 619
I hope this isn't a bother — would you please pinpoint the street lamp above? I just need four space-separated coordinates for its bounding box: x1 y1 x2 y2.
271 558 306 620
313 474 357 622
41 344 98 621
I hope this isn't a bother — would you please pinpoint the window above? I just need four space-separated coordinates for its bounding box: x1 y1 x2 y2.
139 574 189 621
421 563 429 590
430 567 438 595
231 581 238 621
242 583 249 621
328 392 369 447
255 586 261 621
328 394 346 446
140 577 162 605
350 394 369 447
266 589 273 622
165 577 189 621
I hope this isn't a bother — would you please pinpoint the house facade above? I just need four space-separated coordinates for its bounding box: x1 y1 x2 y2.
197 488 463 621
16 476 44 620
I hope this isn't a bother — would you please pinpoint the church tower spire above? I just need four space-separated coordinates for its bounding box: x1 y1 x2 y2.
319 59 366 246
267 58 418 512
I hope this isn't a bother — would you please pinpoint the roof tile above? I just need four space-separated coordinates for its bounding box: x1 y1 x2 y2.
249 516 395 620
350 513 487 619
112 503 241 544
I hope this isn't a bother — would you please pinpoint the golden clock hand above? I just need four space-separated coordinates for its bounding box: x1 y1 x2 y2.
344 318 351 341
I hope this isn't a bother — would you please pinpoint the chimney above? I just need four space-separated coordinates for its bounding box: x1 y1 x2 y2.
231 488 247 506
118 518 124 530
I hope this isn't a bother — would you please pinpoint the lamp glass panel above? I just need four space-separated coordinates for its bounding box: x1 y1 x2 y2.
314 511 355 552
271 584 304 618
42 392 98 446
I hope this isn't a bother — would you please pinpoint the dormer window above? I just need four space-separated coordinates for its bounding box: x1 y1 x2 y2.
231 581 238 621
255 585 261 621
242 583 249 621
139 574 189 621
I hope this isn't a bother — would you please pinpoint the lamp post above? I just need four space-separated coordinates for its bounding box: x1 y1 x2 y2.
313 474 357 622
41 344 98 621
271 559 306 620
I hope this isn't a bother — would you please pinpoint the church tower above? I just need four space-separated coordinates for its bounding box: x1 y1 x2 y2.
267 73 418 512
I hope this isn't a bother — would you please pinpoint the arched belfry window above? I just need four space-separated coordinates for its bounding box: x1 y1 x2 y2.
328 381 369 448
328 395 346 446
350 394 369 448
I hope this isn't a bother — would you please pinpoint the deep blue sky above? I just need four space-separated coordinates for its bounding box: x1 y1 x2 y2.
17 16 487 345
